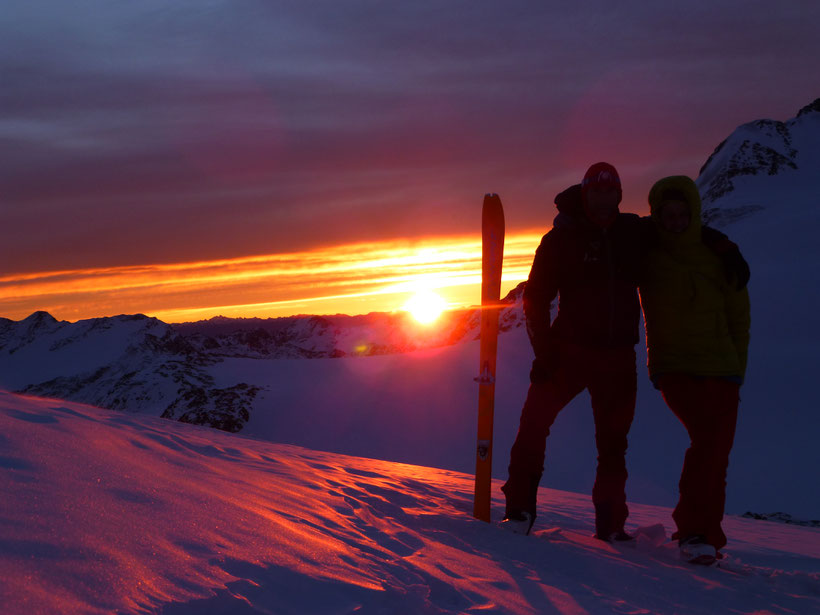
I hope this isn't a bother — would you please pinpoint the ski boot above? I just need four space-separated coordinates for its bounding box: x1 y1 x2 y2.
500 510 534 535
679 535 717 565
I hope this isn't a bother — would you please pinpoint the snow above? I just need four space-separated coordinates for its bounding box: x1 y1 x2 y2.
1 390 817 615
0 313 171 391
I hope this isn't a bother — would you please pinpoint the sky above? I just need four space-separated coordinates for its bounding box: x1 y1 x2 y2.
2 0 819 322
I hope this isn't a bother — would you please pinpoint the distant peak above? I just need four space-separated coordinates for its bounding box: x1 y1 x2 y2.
502 282 526 304
119 313 158 323
22 311 58 325
797 98 820 118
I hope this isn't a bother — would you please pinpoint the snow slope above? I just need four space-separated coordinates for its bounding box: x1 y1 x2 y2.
1 390 817 615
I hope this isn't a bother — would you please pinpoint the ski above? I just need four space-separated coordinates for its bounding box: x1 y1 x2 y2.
473 193 505 522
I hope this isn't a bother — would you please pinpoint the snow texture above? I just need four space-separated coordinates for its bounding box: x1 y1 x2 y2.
0 390 817 615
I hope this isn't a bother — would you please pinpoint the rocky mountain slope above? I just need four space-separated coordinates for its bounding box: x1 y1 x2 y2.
698 97 819 226
0 311 258 431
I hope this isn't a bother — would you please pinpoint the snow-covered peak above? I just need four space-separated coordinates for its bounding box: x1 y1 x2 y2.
0 312 175 384
20 310 59 326
0 312 263 432
796 97 820 119
0 310 65 351
697 98 820 226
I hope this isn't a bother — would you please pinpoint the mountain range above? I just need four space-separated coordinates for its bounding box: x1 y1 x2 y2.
0 286 525 432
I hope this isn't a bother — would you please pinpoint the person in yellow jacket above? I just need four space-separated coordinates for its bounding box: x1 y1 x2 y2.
640 175 750 565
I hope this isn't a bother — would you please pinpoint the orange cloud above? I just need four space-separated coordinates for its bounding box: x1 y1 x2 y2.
0 231 544 323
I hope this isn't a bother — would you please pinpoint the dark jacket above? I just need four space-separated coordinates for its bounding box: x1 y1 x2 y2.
523 186 646 360
524 184 748 367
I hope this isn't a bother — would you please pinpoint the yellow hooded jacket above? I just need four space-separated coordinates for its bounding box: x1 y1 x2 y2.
640 176 750 382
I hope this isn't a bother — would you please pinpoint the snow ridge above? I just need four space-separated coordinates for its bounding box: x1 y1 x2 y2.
697 97 820 226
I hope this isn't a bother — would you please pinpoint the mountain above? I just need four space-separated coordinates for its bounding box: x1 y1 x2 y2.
0 312 257 431
0 287 526 432
698 97 820 226
0 390 817 615
175 288 525 360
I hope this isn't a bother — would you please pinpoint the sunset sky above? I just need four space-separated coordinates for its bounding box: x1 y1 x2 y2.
2 1 818 322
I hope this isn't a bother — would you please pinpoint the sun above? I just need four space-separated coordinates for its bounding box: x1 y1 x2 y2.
403 289 448 325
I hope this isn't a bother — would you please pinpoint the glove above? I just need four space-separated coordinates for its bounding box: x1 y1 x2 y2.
530 355 559 384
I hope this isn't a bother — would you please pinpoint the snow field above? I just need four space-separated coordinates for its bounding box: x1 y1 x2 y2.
1 390 817 614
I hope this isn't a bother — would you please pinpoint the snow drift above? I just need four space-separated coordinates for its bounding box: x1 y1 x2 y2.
0 390 817 614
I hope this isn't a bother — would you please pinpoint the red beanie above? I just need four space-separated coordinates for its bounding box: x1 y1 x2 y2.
581 162 622 227
581 162 621 196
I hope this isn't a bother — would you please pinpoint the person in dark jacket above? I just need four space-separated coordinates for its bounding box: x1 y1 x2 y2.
500 162 749 539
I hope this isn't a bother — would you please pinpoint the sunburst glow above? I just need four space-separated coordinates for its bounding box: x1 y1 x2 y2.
0 231 544 322
403 289 448 325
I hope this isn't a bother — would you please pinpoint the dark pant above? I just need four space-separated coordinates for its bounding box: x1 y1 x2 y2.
658 374 739 551
502 343 637 536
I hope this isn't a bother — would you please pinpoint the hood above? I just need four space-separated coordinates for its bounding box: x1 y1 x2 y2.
555 183 584 217
647 175 703 244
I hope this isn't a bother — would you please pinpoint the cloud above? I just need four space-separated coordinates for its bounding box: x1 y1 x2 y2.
1 0 818 293
0 231 543 322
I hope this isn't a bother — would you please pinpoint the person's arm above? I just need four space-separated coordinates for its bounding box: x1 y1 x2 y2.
701 226 750 290
523 233 561 382
725 285 751 381
636 217 750 290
